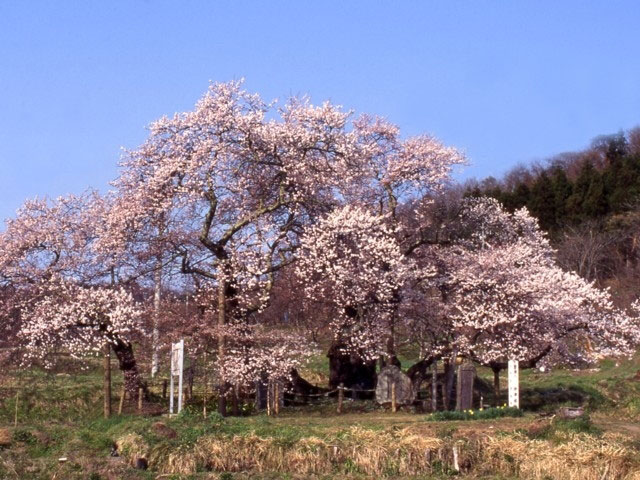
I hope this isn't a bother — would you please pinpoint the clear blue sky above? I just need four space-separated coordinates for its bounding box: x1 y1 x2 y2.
1 1 639 222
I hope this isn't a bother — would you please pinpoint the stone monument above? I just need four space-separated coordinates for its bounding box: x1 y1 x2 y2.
455 362 476 411
375 365 415 405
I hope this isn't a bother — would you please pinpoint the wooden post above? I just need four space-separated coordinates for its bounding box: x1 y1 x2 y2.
431 361 438 412
118 384 126 415
274 382 280 416
337 383 344 414
14 391 19 427
138 387 143 412
162 379 167 399
391 382 397 413
492 366 501 407
266 380 271 416
452 444 460 472
203 385 208 419
103 342 112 419
203 352 208 419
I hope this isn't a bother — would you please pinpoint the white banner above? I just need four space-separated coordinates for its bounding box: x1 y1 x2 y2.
171 340 183 376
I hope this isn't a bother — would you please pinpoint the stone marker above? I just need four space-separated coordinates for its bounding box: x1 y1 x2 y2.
558 406 584 419
375 365 415 406
456 362 476 411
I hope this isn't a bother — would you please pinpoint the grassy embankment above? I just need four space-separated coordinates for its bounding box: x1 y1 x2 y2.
1 353 640 479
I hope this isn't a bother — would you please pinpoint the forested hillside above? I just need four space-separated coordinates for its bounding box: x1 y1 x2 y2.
466 127 640 304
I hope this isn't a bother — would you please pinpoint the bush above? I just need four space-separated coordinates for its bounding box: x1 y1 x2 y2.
426 406 523 422
554 415 602 436
12 428 37 444
524 414 602 442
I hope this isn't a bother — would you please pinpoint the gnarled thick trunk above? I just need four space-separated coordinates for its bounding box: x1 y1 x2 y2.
407 355 437 389
327 340 377 398
111 338 147 403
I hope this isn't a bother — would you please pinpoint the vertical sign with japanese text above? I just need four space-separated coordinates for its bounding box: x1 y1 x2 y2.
508 358 519 408
169 339 184 414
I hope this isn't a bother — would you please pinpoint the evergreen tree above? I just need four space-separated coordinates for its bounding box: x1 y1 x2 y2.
502 182 530 212
605 155 640 212
550 168 572 226
527 172 556 230
583 170 608 218
567 161 602 222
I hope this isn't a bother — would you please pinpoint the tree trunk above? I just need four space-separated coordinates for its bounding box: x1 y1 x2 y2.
217 279 227 416
444 350 457 410
111 338 147 403
284 368 326 405
492 366 501 407
103 342 112 418
407 356 437 389
327 340 376 398
186 362 195 400
151 260 162 378
218 384 227 416
431 360 438 412
385 318 401 368
231 384 239 416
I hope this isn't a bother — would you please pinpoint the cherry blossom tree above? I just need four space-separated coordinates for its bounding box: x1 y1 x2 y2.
442 197 640 399
0 193 147 395
107 80 365 413
106 80 466 408
287 112 465 390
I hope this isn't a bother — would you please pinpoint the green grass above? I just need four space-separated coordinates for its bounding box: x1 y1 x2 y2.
425 406 523 422
472 353 640 416
519 414 604 444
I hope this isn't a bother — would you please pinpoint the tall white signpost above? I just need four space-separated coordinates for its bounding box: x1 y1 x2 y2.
170 339 184 414
507 358 519 408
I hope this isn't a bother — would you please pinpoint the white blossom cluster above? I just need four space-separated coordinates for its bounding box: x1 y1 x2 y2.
217 322 317 384
445 198 640 365
296 205 412 360
19 278 141 367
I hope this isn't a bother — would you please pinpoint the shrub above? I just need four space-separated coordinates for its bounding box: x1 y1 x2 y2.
12 428 37 444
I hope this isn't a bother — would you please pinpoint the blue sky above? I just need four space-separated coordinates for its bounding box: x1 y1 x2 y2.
1 1 639 222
